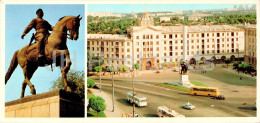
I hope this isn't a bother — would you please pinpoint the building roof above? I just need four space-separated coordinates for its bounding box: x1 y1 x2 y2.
162 25 242 33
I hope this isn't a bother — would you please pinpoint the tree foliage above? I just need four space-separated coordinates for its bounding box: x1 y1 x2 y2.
89 96 106 117
87 78 95 88
119 65 129 72
134 63 139 70
50 70 85 98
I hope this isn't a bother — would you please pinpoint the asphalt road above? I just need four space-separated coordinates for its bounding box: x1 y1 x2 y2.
97 79 256 117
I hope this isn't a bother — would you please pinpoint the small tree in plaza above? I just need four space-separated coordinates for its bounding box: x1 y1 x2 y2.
94 66 102 72
172 62 177 67
224 58 230 65
89 96 106 117
134 63 139 70
198 60 204 64
162 62 168 69
119 65 128 72
87 78 95 88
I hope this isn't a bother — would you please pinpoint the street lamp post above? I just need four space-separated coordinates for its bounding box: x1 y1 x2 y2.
131 70 135 117
112 65 115 112
99 45 102 92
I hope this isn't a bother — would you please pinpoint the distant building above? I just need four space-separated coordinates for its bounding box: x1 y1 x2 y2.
87 12 121 17
87 12 245 70
138 12 154 26
188 13 213 21
160 17 171 22
239 5 244 10
234 5 238 10
244 24 256 69
156 13 166 16
251 4 256 10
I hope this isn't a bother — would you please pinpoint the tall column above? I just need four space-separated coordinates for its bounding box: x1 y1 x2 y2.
183 26 188 61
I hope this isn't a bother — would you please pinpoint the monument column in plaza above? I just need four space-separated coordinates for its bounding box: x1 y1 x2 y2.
179 26 192 87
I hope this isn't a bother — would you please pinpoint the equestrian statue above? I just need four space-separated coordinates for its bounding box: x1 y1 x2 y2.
180 61 188 75
5 8 82 98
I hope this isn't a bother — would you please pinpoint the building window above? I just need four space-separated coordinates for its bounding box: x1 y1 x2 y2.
127 55 130 58
192 34 194 37
197 45 199 49
127 42 130 46
217 33 220 37
164 41 166 44
156 41 159 45
175 52 178 55
156 35 159 39
207 33 209 37
207 45 209 48
231 32 234 36
157 54 159 57
169 34 172 39
164 47 166 50
146 34 149 39
191 40 194 43
136 36 139 39
192 46 194 49
197 34 199 37
181 46 183 49
164 53 166 56
222 33 224 36
143 34 145 39
151 35 153 39
175 34 177 38
202 33 204 38
137 55 139 58
207 50 209 54
137 48 139 52
122 55 124 58
127 48 130 52
212 33 214 37
175 40 178 44
157 47 159 51
197 39 199 43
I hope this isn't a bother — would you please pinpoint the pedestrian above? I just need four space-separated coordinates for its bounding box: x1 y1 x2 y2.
240 75 242 80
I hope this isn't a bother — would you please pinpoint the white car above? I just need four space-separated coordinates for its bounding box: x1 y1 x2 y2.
182 102 195 110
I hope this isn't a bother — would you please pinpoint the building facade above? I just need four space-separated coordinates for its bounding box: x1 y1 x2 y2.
87 12 245 70
244 25 256 69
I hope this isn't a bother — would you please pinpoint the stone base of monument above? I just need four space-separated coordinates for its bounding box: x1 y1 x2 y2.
5 89 84 118
179 74 193 88
168 74 194 88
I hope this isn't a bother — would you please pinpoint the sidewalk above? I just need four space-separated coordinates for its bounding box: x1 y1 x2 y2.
91 88 123 117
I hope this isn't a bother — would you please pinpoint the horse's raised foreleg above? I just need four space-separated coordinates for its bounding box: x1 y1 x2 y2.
60 50 72 92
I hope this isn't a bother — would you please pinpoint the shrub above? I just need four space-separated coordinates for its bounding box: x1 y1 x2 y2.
119 65 128 72
87 78 95 88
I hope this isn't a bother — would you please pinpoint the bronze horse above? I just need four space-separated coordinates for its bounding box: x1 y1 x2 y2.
5 15 82 98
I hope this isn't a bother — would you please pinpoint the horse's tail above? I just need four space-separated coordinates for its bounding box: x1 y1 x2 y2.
5 50 19 84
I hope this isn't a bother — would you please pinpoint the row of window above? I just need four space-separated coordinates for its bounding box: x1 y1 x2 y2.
136 32 239 40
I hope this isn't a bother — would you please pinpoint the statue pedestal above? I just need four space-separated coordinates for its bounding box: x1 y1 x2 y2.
5 89 84 118
179 74 192 87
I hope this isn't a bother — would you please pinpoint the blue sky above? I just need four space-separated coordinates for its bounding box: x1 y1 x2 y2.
5 4 85 102
88 4 255 13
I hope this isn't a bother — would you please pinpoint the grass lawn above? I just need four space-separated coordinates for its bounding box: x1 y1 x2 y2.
190 80 207 86
158 80 206 92
158 83 191 91
87 110 106 117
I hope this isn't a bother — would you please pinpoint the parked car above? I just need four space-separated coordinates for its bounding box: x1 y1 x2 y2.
182 102 195 110
214 95 225 100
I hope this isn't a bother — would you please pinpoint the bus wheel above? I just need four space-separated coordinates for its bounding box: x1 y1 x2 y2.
194 93 197 96
208 94 211 97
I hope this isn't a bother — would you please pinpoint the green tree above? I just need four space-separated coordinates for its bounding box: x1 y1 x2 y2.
50 70 85 99
134 63 139 70
119 65 128 72
89 96 106 117
87 78 95 88
94 66 102 72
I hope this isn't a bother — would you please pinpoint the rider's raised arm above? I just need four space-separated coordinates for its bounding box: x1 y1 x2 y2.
22 19 36 36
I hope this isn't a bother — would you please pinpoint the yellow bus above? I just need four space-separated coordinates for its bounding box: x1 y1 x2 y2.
189 86 220 97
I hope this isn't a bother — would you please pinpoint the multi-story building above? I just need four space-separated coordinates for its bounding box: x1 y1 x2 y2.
87 12 121 17
244 24 256 69
87 12 245 70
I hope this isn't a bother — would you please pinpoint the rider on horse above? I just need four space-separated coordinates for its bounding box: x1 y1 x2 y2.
21 8 53 61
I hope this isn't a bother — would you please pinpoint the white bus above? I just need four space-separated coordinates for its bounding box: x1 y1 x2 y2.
127 91 147 107
157 106 185 117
